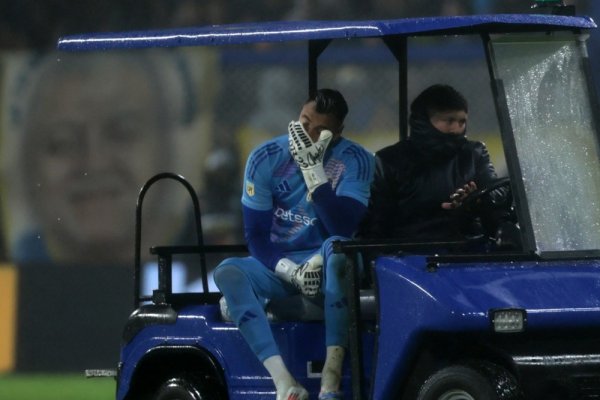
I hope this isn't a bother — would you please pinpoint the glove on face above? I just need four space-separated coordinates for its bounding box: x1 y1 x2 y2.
275 254 323 297
288 121 333 196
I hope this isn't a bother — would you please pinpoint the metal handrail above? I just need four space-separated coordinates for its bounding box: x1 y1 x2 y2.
133 172 206 308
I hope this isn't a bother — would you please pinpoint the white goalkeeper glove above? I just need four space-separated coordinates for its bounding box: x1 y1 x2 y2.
288 121 333 196
275 254 323 297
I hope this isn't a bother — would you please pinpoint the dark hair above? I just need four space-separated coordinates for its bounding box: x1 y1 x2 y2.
410 84 468 119
307 88 348 122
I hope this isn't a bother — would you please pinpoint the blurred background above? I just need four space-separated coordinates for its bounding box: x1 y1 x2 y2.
0 0 598 380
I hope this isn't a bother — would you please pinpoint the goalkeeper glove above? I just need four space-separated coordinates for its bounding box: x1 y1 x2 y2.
288 121 333 196
275 254 323 297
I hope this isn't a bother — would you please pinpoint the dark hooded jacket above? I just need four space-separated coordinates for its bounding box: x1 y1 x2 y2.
361 113 506 241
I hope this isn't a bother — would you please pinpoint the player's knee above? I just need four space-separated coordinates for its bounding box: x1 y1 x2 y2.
325 253 348 284
326 253 347 279
323 236 349 261
214 260 248 291
323 235 349 276
322 235 348 252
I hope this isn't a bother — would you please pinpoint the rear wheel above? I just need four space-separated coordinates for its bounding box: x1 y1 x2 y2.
155 374 221 400
417 363 522 400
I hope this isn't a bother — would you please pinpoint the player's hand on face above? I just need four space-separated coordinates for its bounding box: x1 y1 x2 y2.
288 120 332 168
288 120 332 196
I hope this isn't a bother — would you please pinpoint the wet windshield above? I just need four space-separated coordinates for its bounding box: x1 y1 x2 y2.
491 33 600 254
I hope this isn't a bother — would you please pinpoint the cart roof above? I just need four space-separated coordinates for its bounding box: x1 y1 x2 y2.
57 14 596 51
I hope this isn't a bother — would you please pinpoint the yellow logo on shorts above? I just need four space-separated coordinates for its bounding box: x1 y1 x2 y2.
246 181 255 196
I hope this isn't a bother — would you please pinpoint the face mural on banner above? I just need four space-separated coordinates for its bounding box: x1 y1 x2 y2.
1 49 216 268
0 48 222 371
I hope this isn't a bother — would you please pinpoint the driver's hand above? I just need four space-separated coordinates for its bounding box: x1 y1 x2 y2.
441 181 477 210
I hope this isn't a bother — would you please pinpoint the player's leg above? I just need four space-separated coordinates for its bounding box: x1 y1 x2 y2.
214 257 308 400
319 235 353 399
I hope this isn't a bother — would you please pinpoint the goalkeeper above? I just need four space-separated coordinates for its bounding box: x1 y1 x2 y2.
214 88 374 400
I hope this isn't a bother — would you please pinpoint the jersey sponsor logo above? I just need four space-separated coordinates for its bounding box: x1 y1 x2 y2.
274 207 317 226
245 180 255 196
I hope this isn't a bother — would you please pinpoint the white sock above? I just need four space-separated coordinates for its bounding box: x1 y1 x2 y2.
320 345 345 393
263 355 296 394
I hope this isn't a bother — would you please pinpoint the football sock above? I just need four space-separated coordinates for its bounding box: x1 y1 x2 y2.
320 345 345 394
264 355 308 400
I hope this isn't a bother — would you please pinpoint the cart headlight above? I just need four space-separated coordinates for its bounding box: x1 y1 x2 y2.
491 308 526 333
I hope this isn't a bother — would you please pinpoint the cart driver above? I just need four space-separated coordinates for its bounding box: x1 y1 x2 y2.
361 84 511 245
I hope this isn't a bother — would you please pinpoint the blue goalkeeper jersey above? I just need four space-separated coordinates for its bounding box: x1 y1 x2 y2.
242 134 374 254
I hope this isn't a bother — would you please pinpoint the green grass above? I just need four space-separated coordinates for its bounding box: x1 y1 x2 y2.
0 373 115 400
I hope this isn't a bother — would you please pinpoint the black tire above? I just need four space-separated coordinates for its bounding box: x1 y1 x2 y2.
155 374 220 400
417 363 522 400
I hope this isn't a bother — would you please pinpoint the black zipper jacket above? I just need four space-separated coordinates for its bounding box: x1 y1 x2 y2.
361 118 508 242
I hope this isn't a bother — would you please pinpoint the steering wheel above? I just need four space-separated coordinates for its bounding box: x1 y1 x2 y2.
461 177 512 210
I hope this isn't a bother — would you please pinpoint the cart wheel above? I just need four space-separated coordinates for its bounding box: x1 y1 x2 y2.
155 374 221 400
417 362 522 400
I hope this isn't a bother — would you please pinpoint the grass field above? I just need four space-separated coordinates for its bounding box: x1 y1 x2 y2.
0 373 115 400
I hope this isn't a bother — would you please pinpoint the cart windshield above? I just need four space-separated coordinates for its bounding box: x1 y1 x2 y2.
491 33 600 254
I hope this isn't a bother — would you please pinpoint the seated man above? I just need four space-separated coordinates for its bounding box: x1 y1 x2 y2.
214 89 375 400
361 84 509 243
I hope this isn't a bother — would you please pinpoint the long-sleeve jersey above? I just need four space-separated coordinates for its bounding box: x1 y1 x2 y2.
241 134 374 268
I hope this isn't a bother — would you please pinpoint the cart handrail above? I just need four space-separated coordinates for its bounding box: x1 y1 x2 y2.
134 172 206 308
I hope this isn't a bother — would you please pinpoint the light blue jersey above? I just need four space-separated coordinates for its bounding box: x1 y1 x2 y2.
242 134 374 254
